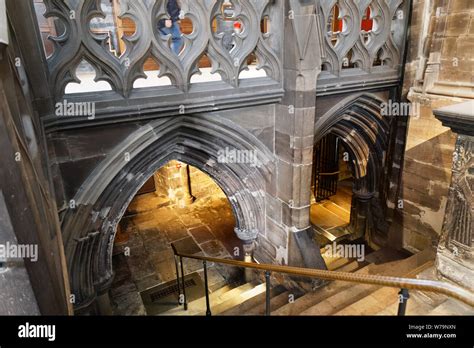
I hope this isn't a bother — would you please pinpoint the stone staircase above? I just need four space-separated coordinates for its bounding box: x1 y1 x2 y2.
159 248 474 316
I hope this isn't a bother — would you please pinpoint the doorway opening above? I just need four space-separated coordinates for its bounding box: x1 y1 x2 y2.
311 133 354 244
109 160 243 315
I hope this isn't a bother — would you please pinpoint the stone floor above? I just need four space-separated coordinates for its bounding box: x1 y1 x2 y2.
109 193 243 315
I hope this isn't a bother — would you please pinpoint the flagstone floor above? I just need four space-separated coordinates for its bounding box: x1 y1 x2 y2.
109 193 243 315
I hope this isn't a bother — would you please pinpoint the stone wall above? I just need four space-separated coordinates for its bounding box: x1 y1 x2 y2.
0 11 71 314
399 0 473 252
401 101 456 251
189 165 226 201
437 1 473 88
128 160 227 210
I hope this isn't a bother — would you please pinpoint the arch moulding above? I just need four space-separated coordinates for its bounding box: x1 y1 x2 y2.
61 114 276 308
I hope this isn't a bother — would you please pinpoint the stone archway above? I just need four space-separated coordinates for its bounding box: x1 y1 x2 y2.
61 114 275 309
314 93 391 248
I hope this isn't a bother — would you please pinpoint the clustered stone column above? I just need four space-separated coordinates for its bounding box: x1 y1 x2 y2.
434 101 473 291
350 190 374 240
253 1 326 275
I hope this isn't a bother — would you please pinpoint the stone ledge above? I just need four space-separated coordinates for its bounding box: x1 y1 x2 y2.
42 79 284 133
433 100 474 135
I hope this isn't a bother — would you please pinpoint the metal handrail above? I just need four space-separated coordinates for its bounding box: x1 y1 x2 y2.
171 243 474 316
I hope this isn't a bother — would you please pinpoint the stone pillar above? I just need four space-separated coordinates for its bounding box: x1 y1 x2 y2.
434 100 474 290
96 292 113 315
243 241 255 281
256 0 326 273
350 191 374 240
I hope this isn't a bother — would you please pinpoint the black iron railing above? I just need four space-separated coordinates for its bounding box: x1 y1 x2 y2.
171 243 474 316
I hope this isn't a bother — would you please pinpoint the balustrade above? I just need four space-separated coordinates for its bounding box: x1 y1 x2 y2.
35 0 282 99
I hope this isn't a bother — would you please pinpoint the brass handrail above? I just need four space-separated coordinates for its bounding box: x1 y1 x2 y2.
171 243 474 308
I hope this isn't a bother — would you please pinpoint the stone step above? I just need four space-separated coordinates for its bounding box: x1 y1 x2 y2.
335 261 434 315
340 287 400 315
324 257 352 271
366 248 435 277
161 248 438 316
273 264 373 315
407 293 437 315
206 283 267 315
364 247 409 265
413 266 455 306
320 200 351 222
321 226 352 243
299 250 435 315
219 285 287 315
210 284 233 298
215 282 255 303
325 256 352 271
428 298 474 315
246 291 293 315
329 190 352 211
311 203 348 230
273 247 405 316
319 244 373 271
160 282 251 315
300 283 379 315
377 291 435 315
334 259 367 273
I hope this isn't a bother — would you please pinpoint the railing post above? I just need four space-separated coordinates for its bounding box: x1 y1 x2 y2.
173 255 182 306
203 260 211 316
180 256 188 310
397 288 410 316
265 270 271 316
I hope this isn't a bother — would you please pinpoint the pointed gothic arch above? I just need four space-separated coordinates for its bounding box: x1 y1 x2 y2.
61 114 276 308
314 93 391 247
